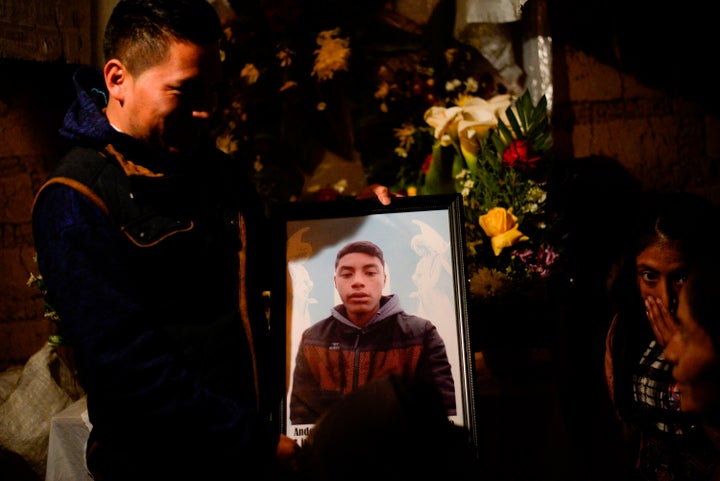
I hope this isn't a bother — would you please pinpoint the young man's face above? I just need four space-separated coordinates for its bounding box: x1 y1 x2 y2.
108 40 222 157
664 286 720 415
334 252 386 327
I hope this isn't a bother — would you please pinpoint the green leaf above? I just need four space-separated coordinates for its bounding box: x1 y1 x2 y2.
420 143 456 194
506 106 523 139
495 122 514 147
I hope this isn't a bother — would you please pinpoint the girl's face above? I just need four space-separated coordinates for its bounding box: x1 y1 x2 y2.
635 241 688 314
664 287 720 414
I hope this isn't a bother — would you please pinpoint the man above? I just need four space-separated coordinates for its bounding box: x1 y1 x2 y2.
31 1 391 480
289 240 457 425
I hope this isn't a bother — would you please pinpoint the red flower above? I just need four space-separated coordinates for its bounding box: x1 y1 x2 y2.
502 139 541 169
421 153 433 174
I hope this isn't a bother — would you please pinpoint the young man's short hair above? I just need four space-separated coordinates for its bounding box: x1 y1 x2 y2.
335 241 385 268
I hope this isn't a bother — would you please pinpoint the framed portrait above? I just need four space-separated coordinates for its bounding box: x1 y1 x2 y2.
270 194 476 449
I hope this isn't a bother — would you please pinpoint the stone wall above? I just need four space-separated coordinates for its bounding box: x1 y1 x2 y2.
553 46 720 204
0 0 91 64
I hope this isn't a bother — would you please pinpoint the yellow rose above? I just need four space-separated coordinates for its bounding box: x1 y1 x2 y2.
478 207 529 256
479 207 517 237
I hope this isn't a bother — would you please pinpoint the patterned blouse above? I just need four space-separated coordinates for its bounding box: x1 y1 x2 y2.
631 340 719 480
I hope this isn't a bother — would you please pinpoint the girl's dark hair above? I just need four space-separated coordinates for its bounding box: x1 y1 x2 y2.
103 0 222 75
609 191 717 420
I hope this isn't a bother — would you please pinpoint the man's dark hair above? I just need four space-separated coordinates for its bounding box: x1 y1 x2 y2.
335 241 385 269
103 0 222 75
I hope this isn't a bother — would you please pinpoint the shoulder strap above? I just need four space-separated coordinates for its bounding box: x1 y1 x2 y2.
33 145 193 246
32 146 113 216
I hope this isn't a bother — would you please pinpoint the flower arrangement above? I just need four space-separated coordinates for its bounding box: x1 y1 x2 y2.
389 85 566 299
211 3 567 300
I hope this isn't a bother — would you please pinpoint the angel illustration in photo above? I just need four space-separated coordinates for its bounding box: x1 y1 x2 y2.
409 220 455 325
286 227 317 385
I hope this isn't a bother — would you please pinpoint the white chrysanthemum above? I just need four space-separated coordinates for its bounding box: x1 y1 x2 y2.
465 77 479 93
445 79 462 91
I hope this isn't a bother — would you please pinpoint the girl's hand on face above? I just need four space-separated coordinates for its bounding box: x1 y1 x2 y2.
646 295 679 347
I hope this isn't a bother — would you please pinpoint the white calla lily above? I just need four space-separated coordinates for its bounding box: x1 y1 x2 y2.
424 106 463 140
458 97 502 125
424 94 513 145
486 94 515 125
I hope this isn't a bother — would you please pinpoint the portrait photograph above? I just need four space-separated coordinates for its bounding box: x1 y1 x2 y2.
271 194 476 448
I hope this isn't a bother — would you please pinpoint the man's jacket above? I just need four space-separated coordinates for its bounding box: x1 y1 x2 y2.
289 294 456 424
31 67 282 479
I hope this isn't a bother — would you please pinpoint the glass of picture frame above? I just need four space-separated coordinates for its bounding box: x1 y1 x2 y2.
270 194 477 450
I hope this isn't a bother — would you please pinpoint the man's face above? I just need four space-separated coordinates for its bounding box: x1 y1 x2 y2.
664 286 720 414
334 252 386 326
113 40 222 157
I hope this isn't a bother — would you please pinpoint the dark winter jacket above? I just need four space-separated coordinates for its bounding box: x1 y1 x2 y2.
289 294 456 424
31 67 282 480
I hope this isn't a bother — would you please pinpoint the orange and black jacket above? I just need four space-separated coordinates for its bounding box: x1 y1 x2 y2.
289 294 456 424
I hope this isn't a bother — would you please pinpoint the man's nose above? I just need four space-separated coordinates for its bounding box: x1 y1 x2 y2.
192 110 211 119
191 91 218 119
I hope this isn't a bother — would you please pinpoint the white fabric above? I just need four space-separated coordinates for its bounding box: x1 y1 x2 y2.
0 344 84 479
457 0 527 25
45 397 93 481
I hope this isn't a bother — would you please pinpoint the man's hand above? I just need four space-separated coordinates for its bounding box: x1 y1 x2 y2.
277 434 300 472
356 184 400 206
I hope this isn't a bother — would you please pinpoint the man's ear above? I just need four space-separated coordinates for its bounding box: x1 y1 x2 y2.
104 59 128 104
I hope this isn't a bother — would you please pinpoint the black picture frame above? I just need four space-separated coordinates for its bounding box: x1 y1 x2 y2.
270 194 477 449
